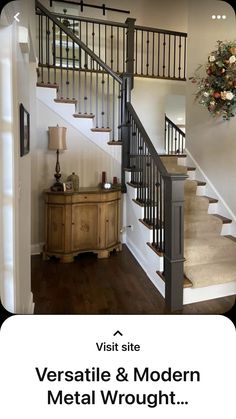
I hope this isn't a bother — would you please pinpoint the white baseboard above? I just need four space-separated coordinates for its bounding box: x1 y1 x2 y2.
31 243 44 255
184 281 236 305
126 239 165 298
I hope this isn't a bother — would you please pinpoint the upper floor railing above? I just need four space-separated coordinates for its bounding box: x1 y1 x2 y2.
165 115 186 154
36 8 187 80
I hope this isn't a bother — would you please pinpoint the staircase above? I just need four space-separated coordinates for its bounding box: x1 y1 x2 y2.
35 1 236 311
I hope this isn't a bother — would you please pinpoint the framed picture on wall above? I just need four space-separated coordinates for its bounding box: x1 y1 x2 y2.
20 103 30 157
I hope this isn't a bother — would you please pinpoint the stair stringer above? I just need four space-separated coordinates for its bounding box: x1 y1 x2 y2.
36 86 121 164
184 148 236 236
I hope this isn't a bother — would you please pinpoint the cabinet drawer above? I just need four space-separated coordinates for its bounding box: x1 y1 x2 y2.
72 194 101 203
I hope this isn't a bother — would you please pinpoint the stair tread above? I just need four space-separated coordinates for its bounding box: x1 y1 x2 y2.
203 195 218 204
54 98 77 104
213 214 232 224
124 167 142 172
139 218 163 229
187 166 196 171
91 128 112 132
157 271 193 288
107 141 122 145
132 198 157 207
147 242 163 256
37 82 59 89
196 180 206 186
73 113 95 118
127 182 147 188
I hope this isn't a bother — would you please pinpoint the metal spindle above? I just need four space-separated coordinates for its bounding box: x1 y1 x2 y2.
178 36 181 79
117 27 119 73
174 35 176 78
157 32 160 77
163 33 166 77
146 31 149 76
66 33 69 98
152 32 155 76
101 72 105 127
95 64 99 127
168 34 171 78
141 30 144 75
123 27 125 73
107 74 110 128
111 26 114 70
60 27 63 97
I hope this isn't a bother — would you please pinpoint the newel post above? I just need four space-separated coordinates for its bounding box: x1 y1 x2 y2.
163 173 187 312
125 18 136 86
120 75 132 192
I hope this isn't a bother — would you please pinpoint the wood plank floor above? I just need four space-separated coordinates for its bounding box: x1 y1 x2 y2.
31 245 235 314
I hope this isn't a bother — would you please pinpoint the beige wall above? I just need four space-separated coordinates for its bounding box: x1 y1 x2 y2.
186 0 236 215
132 78 186 150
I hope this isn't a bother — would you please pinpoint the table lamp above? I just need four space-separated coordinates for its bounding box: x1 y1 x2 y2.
48 125 67 191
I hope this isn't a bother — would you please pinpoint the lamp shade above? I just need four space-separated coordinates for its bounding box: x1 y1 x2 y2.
48 126 67 150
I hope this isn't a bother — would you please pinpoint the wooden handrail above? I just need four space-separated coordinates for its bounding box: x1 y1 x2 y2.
126 102 168 175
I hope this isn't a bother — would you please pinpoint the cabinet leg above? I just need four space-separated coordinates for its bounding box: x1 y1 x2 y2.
97 250 110 259
60 254 74 263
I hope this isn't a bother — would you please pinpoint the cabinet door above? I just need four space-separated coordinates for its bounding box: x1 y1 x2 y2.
72 204 99 250
105 201 118 248
47 205 65 252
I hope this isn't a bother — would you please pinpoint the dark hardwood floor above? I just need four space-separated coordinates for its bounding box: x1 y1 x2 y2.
31 245 235 315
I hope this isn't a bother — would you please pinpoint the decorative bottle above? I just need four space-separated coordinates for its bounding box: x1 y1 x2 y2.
67 172 79 191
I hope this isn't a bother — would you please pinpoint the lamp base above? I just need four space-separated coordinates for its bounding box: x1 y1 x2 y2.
50 181 64 192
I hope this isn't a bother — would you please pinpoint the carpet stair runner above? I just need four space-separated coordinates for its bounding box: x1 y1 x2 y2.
161 156 236 288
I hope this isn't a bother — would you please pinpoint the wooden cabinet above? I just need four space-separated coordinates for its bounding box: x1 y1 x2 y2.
43 188 122 262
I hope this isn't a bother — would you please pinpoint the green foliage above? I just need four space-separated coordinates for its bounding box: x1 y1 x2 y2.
190 40 236 120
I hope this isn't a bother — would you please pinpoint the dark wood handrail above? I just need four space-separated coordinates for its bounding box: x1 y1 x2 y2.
36 9 187 38
126 102 168 175
134 24 187 37
35 0 122 84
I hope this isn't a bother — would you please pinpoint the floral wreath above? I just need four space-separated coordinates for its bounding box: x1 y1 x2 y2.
190 40 236 120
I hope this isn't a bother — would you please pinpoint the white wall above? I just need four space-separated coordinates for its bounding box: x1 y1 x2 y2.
132 78 186 151
0 0 36 313
187 0 236 215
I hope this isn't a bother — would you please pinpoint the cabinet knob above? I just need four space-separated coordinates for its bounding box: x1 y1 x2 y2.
72 222 75 225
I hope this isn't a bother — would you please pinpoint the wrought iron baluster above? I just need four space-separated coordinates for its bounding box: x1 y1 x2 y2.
112 78 115 139
178 36 182 79
95 63 99 127
89 68 93 115
107 73 110 129
46 16 50 83
163 33 166 77
123 27 125 73
141 30 144 75
135 29 138 74
173 35 176 78
152 32 155 76
117 27 119 73
146 31 150 76
168 34 171 78
66 33 69 98
157 32 160 77
59 27 63 97
110 25 114 70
